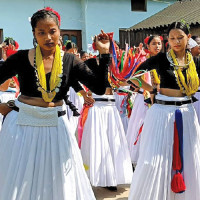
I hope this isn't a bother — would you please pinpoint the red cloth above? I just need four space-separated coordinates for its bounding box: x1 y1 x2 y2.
78 104 92 148
15 41 19 50
134 124 143 145
172 122 182 171
12 76 20 98
171 120 186 193
171 173 186 193
6 49 17 57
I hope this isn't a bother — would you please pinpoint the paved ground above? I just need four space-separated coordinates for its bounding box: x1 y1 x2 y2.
93 184 130 200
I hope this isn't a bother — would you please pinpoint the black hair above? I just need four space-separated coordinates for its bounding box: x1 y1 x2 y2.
147 35 161 45
65 41 77 51
4 37 15 46
31 9 60 32
167 21 190 35
80 50 88 58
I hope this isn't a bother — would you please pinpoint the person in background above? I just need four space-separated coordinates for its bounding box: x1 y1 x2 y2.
126 35 162 168
65 40 80 58
80 50 89 61
80 85 133 192
189 36 200 123
188 37 200 57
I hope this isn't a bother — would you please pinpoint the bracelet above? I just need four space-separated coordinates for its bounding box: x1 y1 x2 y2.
149 88 157 94
131 78 142 88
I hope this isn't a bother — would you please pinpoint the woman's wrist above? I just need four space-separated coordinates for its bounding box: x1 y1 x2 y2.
149 88 157 94
127 80 139 88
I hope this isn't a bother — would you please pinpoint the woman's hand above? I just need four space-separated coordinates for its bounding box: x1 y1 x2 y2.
78 90 95 105
0 103 12 116
83 95 95 105
95 30 110 54
2 44 16 60
0 79 11 91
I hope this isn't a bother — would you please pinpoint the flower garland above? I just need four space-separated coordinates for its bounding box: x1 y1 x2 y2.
34 45 63 102
168 49 199 96
151 69 160 85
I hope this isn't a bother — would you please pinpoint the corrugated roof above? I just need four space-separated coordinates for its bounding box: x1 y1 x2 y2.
128 0 200 30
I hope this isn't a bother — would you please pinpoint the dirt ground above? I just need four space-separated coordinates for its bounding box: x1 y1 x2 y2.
93 184 130 200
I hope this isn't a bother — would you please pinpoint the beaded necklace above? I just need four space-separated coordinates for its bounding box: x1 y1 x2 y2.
33 45 64 102
167 49 199 96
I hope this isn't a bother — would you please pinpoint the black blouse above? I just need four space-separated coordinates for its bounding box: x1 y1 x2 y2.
0 50 111 101
138 52 189 90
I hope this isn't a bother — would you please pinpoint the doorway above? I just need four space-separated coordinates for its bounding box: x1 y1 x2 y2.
60 30 82 52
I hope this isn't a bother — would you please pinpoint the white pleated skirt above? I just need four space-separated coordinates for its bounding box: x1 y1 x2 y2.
193 89 200 124
114 92 129 133
126 93 149 164
66 87 84 134
128 94 200 200
0 100 95 200
81 95 133 187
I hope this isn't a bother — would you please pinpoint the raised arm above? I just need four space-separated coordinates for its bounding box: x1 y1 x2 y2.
0 51 20 85
136 52 161 72
70 30 111 95
71 54 111 95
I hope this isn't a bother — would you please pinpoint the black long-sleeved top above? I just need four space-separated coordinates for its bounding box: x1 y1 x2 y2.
0 50 111 101
138 52 195 90
193 56 200 78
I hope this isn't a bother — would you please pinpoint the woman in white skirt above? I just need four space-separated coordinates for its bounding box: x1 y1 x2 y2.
193 88 200 123
66 87 84 134
126 35 162 166
80 87 133 191
114 86 131 133
0 8 111 200
128 21 200 200
0 87 16 130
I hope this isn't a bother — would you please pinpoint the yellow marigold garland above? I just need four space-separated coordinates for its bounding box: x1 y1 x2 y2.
36 45 63 102
151 69 160 85
170 49 199 96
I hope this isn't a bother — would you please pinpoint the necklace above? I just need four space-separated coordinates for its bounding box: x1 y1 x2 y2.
166 51 192 69
168 49 199 96
33 45 64 102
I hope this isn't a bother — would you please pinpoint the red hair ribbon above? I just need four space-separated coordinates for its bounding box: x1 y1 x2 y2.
144 36 150 45
144 36 163 45
44 7 61 26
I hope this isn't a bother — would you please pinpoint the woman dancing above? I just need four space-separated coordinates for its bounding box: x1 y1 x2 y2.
0 8 110 200
128 21 200 200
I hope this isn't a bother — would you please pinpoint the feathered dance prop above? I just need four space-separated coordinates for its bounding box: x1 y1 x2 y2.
103 33 147 89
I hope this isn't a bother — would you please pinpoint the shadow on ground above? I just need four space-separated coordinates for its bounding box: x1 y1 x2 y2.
93 184 130 200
